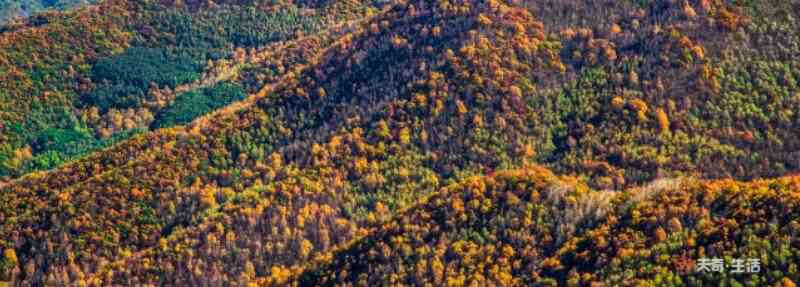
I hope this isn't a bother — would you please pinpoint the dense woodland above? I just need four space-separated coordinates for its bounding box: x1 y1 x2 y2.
0 0 95 23
2 0 800 286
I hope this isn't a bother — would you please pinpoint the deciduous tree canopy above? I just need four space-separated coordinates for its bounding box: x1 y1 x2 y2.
1 0 800 286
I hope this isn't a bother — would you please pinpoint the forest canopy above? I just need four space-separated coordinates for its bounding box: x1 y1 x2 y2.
1 0 800 286
151 82 246 128
83 47 201 111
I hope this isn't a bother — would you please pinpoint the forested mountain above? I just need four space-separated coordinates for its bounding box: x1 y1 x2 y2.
1 0 800 286
298 169 800 286
0 0 95 24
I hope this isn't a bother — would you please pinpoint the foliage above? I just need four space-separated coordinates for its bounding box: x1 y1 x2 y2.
31 127 92 153
1 0 800 286
294 170 800 287
0 0 346 178
133 4 326 61
152 82 246 128
21 128 144 173
83 47 200 110
0 0 130 177
80 83 145 112
0 0 95 24
90 47 199 90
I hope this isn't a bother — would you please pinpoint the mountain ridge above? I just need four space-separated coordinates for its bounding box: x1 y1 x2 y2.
2 0 800 285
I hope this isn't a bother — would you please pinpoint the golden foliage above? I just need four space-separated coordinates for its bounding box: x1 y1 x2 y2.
3 249 17 265
655 108 670 133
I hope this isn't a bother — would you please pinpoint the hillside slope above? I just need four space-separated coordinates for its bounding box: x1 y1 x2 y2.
0 0 95 24
295 168 800 286
2 0 563 284
1 0 800 286
0 0 363 178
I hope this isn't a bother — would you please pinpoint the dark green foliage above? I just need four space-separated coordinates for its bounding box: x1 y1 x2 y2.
32 127 91 153
152 82 246 128
82 47 200 111
0 127 144 177
90 47 200 88
81 84 145 111
22 128 144 173
136 5 324 61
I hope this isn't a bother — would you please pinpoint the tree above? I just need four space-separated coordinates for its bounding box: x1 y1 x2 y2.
656 108 670 133
3 249 17 265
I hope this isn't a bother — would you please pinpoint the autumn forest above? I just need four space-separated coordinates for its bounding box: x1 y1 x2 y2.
2 0 800 286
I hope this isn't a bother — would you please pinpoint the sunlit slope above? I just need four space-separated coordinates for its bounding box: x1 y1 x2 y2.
296 169 800 286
